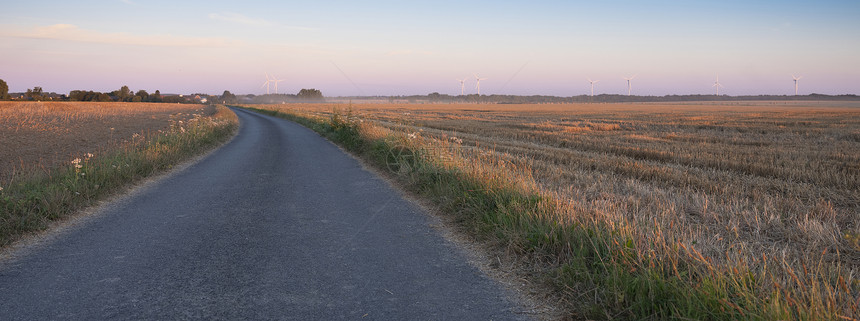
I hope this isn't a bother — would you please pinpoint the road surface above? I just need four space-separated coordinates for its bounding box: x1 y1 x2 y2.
0 108 528 320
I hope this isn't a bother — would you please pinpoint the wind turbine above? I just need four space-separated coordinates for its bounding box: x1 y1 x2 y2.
623 74 637 95
713 76 724 96
271 75 285 94
474 74 488 95
261 73 272 94
792 75 803 95
588 78 600 97
457 78 467 95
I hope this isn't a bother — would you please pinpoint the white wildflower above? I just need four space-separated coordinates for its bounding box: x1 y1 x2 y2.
86 153 94 158
0 186 4 192
408 132 417 139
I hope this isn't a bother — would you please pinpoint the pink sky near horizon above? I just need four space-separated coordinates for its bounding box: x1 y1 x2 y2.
1 0 858 96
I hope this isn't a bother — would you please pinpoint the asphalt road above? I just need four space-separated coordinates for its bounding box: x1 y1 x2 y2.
0 107 528 320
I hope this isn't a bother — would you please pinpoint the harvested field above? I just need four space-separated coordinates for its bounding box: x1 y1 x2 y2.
0 101 215 184
254 101 860 319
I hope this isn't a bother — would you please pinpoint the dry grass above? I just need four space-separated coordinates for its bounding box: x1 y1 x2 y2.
0 101 211 185
252 102 860 320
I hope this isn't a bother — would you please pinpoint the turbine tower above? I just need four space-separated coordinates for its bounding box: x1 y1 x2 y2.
261 73 272 94
623 74 637 95
474 74 488 95
588 78 600 97
271 75 285 94
792 75 803 96
457 78 467 95
713 76 724 96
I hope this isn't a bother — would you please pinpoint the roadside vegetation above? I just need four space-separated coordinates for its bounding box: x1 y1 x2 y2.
246 103 860 320
0 103 237 246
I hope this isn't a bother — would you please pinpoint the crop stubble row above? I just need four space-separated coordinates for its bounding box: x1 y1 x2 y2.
268 102 860 316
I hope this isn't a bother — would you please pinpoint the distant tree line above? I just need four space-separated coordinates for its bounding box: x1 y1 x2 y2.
0 79 327 106
221 89 326 105
68 90 113 102
71 85 168 103
297 88 323 100
15 86 65 101
0 79 203 103
379 92 860 104
5 77 855 105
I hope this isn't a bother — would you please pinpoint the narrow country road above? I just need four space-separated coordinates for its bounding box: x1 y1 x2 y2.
0 108 528 320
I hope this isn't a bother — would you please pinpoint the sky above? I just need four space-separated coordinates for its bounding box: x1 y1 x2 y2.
1 0 859 97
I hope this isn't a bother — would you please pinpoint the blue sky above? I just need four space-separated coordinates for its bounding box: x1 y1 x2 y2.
1 0 858 96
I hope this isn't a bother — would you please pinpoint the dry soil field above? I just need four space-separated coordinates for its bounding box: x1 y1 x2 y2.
0 101 215 184
257 101 860 318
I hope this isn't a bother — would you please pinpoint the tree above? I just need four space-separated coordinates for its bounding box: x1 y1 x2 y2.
0 79 9 100
152 90 162 102
428 92 441 102
69 90 89 101
162 95 184 103
112 85 132 102
69 90 113 101
25 87 43 101
297 88 323 101
135 90 149 102
220 90 237 104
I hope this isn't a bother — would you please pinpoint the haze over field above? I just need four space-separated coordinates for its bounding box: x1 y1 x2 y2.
1 0 858 96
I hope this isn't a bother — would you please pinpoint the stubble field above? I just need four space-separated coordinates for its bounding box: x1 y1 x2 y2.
0 101 237 246
255 101 860 319
0 101 215 185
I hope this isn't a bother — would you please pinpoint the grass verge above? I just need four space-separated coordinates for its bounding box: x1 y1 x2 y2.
0 105 238 247
245 105 859 320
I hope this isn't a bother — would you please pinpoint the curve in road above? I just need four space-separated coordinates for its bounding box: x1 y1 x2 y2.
0 107 528 320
